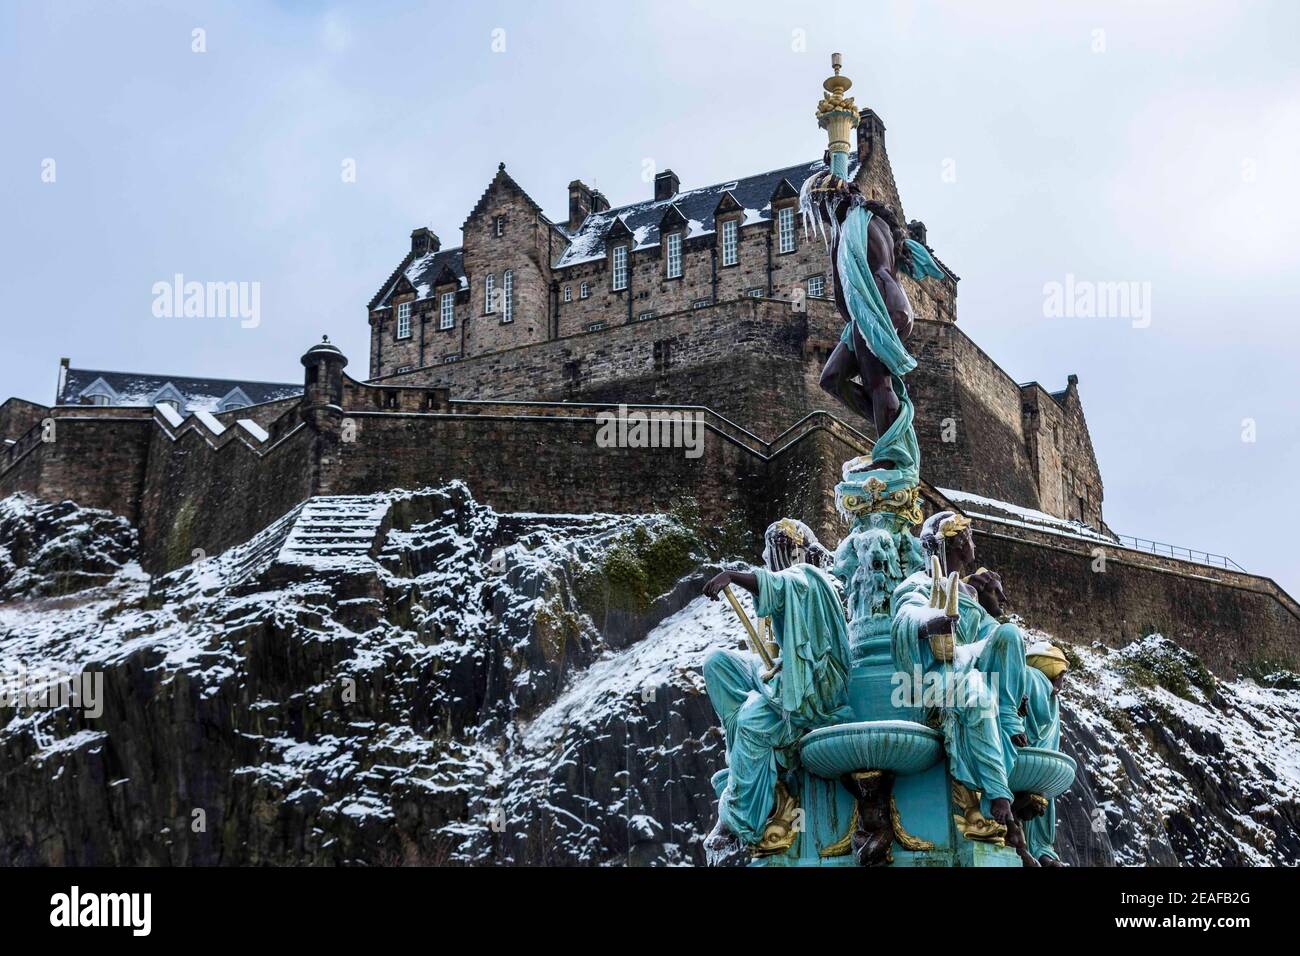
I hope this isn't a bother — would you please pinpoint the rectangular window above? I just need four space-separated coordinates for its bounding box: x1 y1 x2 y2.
494 215 505 237
397 301 412 339
443 354 460 364
440 291 455 330
484 274 496 313
580 281 590 298
502 270 514 322
807 274 825 298
637 310 656 322
612 245 628 291
396 365 413 374
586 321 607 332
563 285 572 303
692 298 712 310
746 287 763 298
665 233 682 278
721 220 738 266
778 206 795 254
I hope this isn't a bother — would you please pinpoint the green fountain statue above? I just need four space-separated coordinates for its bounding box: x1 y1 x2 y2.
696 54 1077 867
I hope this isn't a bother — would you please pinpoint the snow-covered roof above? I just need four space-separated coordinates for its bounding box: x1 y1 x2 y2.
373 246 468 308
59 367 300 412
554 158 852 268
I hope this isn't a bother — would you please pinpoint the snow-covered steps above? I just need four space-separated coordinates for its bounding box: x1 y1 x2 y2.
277 496 392 568
223 502 307 588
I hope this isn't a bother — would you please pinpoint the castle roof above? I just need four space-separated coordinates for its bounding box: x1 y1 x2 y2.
370 246 467 310
59 366 300 411
554 158 842 268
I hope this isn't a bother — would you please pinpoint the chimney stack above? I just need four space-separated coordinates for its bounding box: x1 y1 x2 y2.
654 169 680 202
410 227 439 256
591 189 609 214
856 109 886 168
568 180 594 230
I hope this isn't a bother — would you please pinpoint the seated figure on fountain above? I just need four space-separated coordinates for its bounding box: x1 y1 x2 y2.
889 511 1031 852
700 519 855 858
1020 642 1071 867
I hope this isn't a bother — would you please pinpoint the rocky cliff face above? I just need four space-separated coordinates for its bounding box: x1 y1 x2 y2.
0 488 1296 865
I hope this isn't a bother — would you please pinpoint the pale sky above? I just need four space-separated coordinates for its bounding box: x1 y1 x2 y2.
4 0 1299 595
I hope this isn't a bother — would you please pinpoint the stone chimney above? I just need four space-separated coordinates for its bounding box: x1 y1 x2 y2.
591 189 610 214
410 227 439 257
907 220 927 246
568 180 594 230
654 169 680 201
857 109 886 167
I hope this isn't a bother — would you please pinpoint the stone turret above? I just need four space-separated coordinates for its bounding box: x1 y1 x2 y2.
301 336 348 432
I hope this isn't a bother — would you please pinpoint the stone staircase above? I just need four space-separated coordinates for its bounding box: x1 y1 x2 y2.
277 495 392 568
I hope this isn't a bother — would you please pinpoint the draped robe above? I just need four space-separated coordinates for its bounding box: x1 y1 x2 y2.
1022 666 1062 861
703 564 854 843
889 571 1027 803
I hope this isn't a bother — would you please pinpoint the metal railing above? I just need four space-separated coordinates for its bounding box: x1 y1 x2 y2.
1112 534 1245 573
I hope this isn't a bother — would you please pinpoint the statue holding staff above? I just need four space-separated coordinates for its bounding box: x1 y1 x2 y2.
700 519 854 859
889 511 1031 851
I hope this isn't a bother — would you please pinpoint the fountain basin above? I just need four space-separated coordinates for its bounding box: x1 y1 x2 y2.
800 720 943 779
1008 747 1076 799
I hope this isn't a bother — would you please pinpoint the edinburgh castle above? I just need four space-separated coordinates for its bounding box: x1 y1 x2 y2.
2 109 1296 676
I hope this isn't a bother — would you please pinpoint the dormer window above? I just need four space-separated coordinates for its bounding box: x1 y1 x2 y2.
397 301 412 339
77 377 119 407
665 233 682 279
151 383 187 414
485 274 496 313
217 388 252 413
721 220 738 267
612 245 628 291
777 206 796 254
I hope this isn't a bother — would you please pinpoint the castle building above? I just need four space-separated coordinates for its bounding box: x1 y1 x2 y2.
3 105 1295 686
368 110 1102 530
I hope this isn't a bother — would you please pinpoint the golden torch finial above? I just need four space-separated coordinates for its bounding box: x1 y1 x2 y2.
817 52 859 179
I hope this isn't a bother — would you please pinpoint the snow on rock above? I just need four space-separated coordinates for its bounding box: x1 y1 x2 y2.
0 494 137 600
0 487 1296 866
1055 634 1300 866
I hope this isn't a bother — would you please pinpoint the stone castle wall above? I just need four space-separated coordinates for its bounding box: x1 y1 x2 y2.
375 298 1103 525
1 361 1295 677
973 522 1300 677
